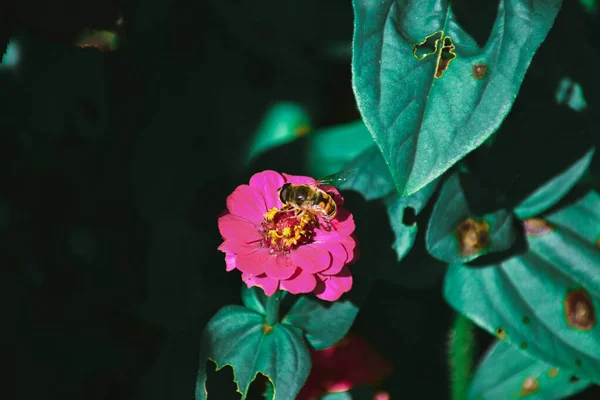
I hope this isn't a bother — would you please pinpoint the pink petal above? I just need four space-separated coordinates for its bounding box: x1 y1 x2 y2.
226 185 267 224
265 254 297 279
314 267 353 301
330 208 355 236
312 241 347 275
291 245 331 273
280 269 317 294
235 248 270 275
218 214 262 243
242 273 280 296
218 239 259 254
249 170 286 209
225 253 236 271
281 172 315 185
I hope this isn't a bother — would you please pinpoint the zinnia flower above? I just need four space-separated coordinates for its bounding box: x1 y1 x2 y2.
217 170 358 301
297 333 393 400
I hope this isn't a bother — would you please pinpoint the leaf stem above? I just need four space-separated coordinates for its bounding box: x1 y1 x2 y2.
449 313 475 400
265 290 282 326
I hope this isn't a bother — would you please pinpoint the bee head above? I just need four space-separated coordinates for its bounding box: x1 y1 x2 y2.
278 183 291 204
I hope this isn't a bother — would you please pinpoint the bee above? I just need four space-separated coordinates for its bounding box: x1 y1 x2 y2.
277 170 355 227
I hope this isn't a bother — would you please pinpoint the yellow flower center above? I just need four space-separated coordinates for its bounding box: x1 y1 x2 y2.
261 207 315 253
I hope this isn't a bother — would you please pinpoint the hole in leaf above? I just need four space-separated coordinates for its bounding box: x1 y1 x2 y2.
569 375 581 383
402 207 417 226
435 36 456 79
564 288 596 331
413 31 443 60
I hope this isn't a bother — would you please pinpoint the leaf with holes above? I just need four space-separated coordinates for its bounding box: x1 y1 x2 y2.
444 194 600 383
514 149 595 219
195 306 310 400
338 145 396 200
426 173 516 263
469 339 590 400
305 120 375 179
351 0 562 195
283 296 359 350
385 177 439 261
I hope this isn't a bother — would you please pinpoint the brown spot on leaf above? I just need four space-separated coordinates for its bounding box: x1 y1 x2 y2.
262 323 274 335
523 218 554 236
548 368 559 378
570 375 581 383
523 316 531 324
564 288 596 331
435 36 456 79
596 236 600 248
413 31 443 60
520 376 539 397
495 327 507 340
455 217 490 256
520 342 528 349
294 125 311 137
472 63 488 79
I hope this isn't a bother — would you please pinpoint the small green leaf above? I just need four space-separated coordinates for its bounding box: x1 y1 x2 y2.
385 178 439 261
196 306 311 400
546 190 600 246
283 296 359 350
514 149 595 219
469 339 590 400
321 392 353 400
338 145 396 200
241 285 268 315
444 198 600 383
305 120 375 179
351 0 562 195
246 103 312 165
426 173 516 263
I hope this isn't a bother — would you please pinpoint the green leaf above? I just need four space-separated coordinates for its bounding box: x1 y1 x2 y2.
241 285 268 316
283 296 359 350
444 208 600 383
385 178 439 261
196 306 311 400
338 145 396 200
514 149 595 219
246 103 312 166
469 339 590 400
426 173 516 263
351 0 562 195
305 120 375 179
546 190 600 246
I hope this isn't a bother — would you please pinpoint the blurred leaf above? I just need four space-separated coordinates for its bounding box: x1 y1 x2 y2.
469 339 590 400
305 120 374 179
338 145 395 200
196 306 310 400
0 38 19 68
384 178 439 261
546 190 600 244
555 77 588 112
246 103 312 166
445 194 600 383
351 0 562 195
514 149 595 219
426 173 516 263
75 29 119 52
283 297 359 350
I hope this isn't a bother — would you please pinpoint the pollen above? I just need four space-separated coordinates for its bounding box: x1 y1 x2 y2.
261 207 316 253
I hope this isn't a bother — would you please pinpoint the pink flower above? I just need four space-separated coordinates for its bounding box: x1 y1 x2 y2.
217 170 358 301
297 333 393 400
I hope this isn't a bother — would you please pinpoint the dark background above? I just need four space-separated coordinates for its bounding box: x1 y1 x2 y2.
7 0 600 399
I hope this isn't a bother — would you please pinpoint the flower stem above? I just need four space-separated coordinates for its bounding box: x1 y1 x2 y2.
449 313 475 400
265 290 282 326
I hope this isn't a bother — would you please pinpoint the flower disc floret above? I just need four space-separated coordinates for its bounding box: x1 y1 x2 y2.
217 170 358 301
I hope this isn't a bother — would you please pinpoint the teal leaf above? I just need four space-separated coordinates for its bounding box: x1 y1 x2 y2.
196 306 311 400
469 339 590 400
241 285 268 315
546 190 600 245
351 0 562 195
385 177 439 261
426 174 516 263
444 211 600 383
514 149 595 219
283 296 359 350
338 145 396 200
305 120 375 179
555 77 588 112
246 103 312 166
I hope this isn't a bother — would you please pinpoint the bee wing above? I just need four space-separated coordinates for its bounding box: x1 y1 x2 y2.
312 169 356 187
